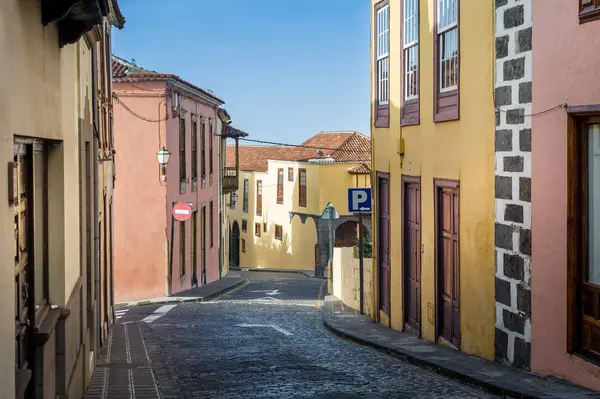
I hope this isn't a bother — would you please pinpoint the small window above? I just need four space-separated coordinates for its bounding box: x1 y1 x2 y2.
255 223 261 237
256 180 263 216
191 118 197 186
263 222 267 232
374 0 390 128
243 178 249 213
299 168 307 207
179 116 186 192
434 0 460 122
209 120 214 176
579 0 600 23
275 225 283 241
277 168 284 204
241 238 246 253
230 191 236 209
200 122 206 178
288 167 294 182
402 0 420 126
241 219 247 232
209 201 214 248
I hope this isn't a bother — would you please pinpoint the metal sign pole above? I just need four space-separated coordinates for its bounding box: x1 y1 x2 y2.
359 212 364 315
168 201 175 296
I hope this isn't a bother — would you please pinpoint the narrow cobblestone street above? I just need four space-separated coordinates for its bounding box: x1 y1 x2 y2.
88 271 495 398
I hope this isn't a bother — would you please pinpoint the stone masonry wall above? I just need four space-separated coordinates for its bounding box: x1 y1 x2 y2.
494 0 532 369
334 247 373 318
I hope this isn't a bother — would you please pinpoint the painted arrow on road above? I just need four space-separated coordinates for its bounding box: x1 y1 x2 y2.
235 323 293 336
250 289 281 296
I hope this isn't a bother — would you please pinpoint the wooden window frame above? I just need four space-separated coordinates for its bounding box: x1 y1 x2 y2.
433 177 460 347
288 167 294 182
255 222 261 237
277 168 284 204
179 116 186 193
256 180 263 216
433 0 460 122
241 219 247 232
299 168 307 207
209 120 214 176
401 0 420 126
209 201 214 248
191 117 198 190
374 0 390 128
580 0 600 24
241 238 246 253
263 222 267 233
275 225 283 241
200 121 206 178
567 107 600 362
243 178 249 213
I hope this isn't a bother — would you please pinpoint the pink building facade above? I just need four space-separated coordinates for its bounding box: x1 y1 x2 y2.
112 56 224 302
531 1 600 390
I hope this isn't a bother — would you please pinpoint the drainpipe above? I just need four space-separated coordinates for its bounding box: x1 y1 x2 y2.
91 46 101 353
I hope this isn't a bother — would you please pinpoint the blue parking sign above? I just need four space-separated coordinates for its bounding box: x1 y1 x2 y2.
348 188 372 213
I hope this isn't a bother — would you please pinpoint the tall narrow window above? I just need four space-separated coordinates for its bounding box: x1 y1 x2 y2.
299 168 307 207
230 191 236 209
402 0 420 125
277 168 284 204
288 167 294 182
209 121 214 176
256 180 263 216
275 225 283 241
179 117 186 192
243 178 249 213
191 118 197 189
209 200 214 248
375 1 390 128
200 121 206 178
255 222 261 237
241 238 246 253
434 0 459 122
180 221 186 276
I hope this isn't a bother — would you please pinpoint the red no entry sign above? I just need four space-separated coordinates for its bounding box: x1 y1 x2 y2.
172 202 192 222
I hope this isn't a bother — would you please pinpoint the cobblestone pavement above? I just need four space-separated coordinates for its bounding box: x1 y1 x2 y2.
141 271 495 398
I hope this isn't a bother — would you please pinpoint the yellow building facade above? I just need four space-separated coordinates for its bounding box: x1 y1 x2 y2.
225 132 371 274
370 0 496 360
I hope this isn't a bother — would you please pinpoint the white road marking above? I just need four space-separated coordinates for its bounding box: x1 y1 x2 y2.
115 309 129 319
235 323 293 336
141 304 178 323
250 289 281 296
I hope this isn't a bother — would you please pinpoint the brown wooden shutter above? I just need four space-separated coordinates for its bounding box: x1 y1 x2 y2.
299 168 307 207
277 169 284 204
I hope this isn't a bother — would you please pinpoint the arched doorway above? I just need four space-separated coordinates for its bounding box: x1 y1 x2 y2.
229 221 240 269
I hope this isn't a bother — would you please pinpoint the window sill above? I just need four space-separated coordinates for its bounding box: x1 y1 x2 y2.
34 307 61 346
580 8 600 24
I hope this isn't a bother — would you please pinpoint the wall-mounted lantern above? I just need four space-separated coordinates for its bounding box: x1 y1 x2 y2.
157 146 171 175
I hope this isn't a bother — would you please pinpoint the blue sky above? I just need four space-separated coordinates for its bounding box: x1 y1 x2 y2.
112 0 370 144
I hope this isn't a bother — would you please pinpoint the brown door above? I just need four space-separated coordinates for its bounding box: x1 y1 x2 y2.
435 180 460 348
201 206 207 285
191 212 198 287
403 176 421 334
378 174 391 315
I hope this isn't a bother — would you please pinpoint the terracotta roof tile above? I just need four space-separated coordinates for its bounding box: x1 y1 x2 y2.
111 55 224 103
348 163 371 175
227 131 371 172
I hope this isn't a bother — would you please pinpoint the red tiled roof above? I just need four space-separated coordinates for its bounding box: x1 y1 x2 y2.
348 163 371 175
111 56 224 104
226 131 371 172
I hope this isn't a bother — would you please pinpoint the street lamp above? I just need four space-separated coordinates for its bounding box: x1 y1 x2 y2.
157 146 171 175
230 192 238 207
320 202 339 291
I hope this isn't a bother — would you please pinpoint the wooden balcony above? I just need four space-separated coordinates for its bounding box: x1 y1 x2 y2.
222 166 239 194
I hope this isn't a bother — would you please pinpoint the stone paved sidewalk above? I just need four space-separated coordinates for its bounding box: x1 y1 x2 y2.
322 296 600 399
115 272 246 308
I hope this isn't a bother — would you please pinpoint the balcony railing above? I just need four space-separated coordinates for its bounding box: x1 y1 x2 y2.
222 166 238 194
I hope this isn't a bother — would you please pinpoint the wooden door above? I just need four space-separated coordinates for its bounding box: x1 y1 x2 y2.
435 180 460 348
201 206 207 285
191 212 197 287
378 174 391 315
230 222 240 268
403 176 421 334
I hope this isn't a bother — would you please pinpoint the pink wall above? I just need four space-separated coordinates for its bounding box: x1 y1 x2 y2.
113 81 168 303
166 90 221 295
531 1 600 390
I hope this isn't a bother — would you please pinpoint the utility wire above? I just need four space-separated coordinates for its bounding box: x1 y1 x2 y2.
113 94 167 123
238 137 367 153
496 103 567 117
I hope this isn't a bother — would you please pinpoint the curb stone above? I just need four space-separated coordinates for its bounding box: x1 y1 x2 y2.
238 267 316 278
321 297 598 399
115 279 247 309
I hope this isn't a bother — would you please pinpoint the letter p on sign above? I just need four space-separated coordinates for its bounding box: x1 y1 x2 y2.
348 188 372 213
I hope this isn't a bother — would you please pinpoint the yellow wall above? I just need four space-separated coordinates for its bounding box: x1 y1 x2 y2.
227 161 370 271
370 0 495 360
